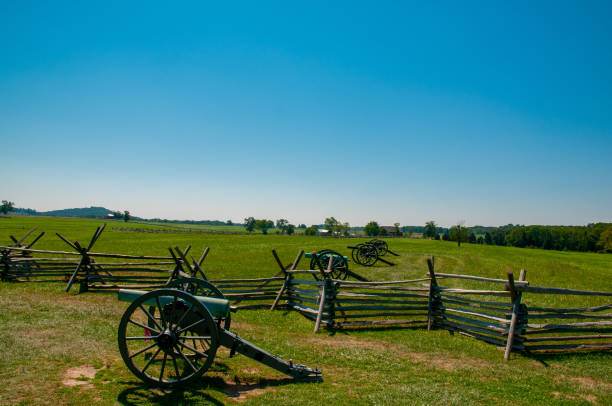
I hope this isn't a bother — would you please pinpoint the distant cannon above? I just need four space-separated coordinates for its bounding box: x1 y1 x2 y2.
348 239 399 267
305 250 368 281
117 280 321 387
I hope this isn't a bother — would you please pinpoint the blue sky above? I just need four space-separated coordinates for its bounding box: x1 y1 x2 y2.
1 1 611 227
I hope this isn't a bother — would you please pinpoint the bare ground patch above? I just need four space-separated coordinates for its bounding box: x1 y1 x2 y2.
62 365 101 388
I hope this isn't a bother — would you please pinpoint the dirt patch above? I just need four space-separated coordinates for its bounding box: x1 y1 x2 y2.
62 365 100 388
304 335 488 371
566 376 612 390
223 377 284 402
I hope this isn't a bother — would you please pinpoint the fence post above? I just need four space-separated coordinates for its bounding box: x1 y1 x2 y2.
504 269 526 360
314 280 329 333
426 256 439 332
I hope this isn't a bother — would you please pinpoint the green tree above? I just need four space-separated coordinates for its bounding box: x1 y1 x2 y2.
298 224 307 229
244 217 256 232
324 217 339 235
276 219 289 234
599 226 612 252
484 232 493 245
364 221 380 237
423 221 438 239
449 224 469 247
123 210 130 222
305 226 318 236
255 219 273 234
1 200 15 215
286 224 295 235
393 222 401 235
342 222 351 237
226 219 233 225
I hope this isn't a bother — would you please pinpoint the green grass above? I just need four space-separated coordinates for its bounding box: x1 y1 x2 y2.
0 216 611 405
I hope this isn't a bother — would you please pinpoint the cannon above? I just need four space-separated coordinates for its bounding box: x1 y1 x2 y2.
348 240 399 267
117 280 321 387
306 250 368 281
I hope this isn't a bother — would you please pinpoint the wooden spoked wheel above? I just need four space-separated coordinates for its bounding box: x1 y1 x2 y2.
118 289 219 387
309 249 349 280
165 278 230 329
369 239 388 256
355 244 379 266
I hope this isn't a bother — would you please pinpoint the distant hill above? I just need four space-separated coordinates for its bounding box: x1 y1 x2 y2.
13 206 114 218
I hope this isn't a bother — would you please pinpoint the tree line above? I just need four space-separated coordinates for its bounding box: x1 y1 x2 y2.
423 221 612 253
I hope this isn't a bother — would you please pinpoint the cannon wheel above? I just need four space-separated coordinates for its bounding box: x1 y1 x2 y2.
309 249 349 280
369 239 388 256
165 277 231 330
356 244 378 267
118 289 219 387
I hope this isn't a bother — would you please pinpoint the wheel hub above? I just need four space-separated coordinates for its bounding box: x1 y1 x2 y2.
156 329 177 351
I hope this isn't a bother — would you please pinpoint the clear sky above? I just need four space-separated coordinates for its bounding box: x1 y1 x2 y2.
1 1 611 227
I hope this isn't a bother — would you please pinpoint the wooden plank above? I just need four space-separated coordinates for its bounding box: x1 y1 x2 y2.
437 288 511 296
211 277 285 283
505 269 525 360
331 304 431 312
334 312 428 319
432 312 509 333
334 320 427 327
314 284 327 333
439 293 512 308
334 298 428 305
438 306 511 323
527 313 612 320
336 278 431 286
518 286 612 296
435 272 529 285
336 291 429 299
526 321 612 329
440 319 516 340
527 304 612 313
524 343 612 351
525 334 612 342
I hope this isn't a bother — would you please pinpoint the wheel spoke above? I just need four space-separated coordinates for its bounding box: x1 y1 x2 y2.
128 318 160 335
174 344 197 373
170 352 181 377
177 335 212 340
126 336 159 340
141 346 162 374
139 305 162 332
176 318 208 334
177 341 208 358
175 303 195 327
159 352 167 382
155 296 166 329
129 342 158 359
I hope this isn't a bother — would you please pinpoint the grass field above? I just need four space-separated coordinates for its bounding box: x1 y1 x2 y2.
0 216 610 405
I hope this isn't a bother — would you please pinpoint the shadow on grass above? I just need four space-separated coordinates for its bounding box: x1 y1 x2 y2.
117 375 311 405
521 349 612 367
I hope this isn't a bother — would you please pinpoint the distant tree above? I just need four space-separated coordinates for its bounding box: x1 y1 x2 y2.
305 226 318 236
255 219 273 234
484 232 493 245
379 227 388 236
393 223 401 235
1 200 15 215
226 220 233 226
276 219 289 234
298 224 307 229
477 236 484 244
449 224 469 247
111 211 123 219
442 232 450 241
244 217 256 232
423 221 438 239
364 221 380 237
468 232 477 244
324 217 339 235
123 210 131 222
342 222 351 237
286 224 295 235
599 226 612 252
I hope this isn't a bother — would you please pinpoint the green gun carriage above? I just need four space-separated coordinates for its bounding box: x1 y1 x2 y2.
117 278 321 387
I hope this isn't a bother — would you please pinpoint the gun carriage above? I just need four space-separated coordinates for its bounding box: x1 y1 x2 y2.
348 239 399 267
117 278 321 387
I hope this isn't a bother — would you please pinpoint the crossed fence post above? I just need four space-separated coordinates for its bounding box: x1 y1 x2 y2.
269 249 304 311
61 224 107 293
504 269 527 360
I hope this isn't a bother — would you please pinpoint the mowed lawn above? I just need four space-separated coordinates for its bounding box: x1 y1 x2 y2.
0 217 610 405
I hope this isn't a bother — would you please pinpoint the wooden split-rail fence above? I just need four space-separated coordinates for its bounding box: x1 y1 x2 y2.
2 228 610 359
